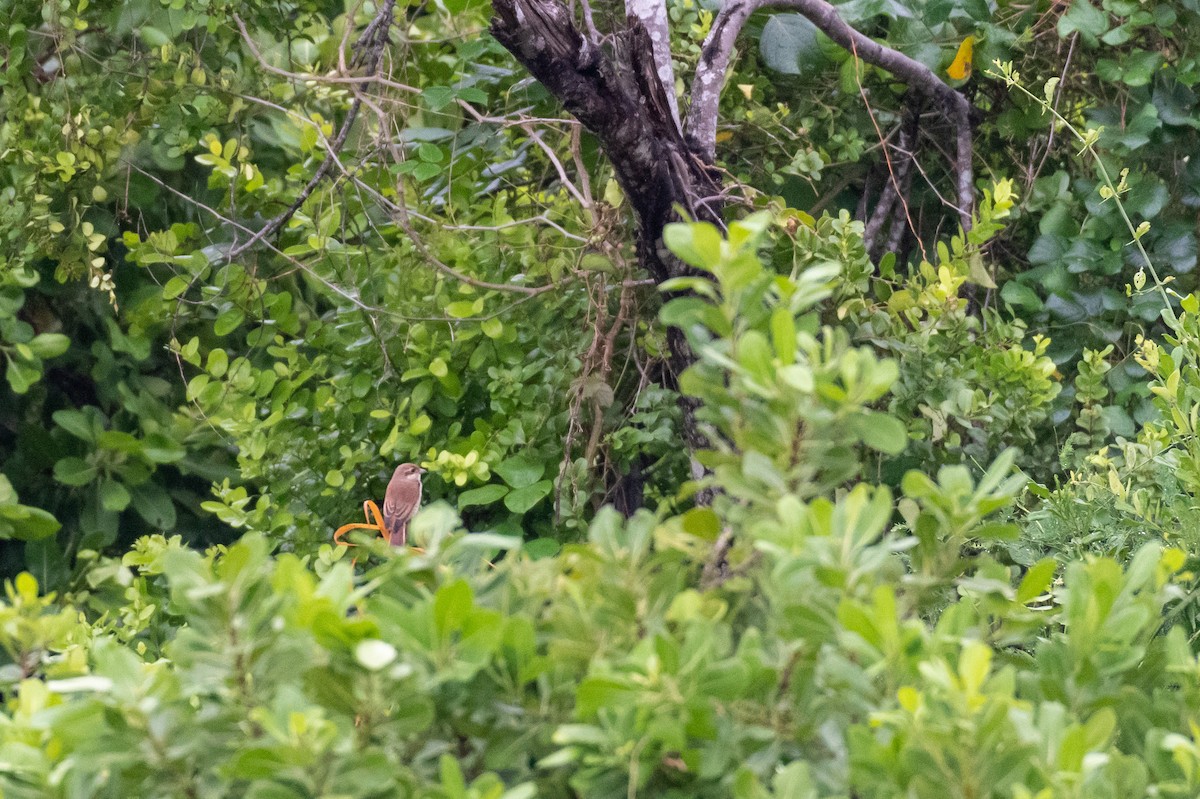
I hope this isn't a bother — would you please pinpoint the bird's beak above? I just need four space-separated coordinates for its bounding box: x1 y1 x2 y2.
418 467 427 474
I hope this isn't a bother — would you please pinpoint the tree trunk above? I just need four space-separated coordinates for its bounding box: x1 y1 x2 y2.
491 0 725 495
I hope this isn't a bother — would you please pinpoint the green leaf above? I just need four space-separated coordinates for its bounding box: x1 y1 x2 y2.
681 507 720 539
207 348 228 377
0 502 61 541
97 430 143 454
575 676 635 718
663 222 723 270
1017 558 1057 604
852 412 908 455
162 275 190 300
1000 281 1042 310
413 162 441 182
130 482 176 529
1057 0 1109 43
503 480 552 514
6 358 39 394
138 26 171 47
481 318 503 338
53 409 99 442
522 537 560 558
457 484 509 509
958 640 991 693
28 333 69 359
99 479 131 512
445 301 478 318
1119 51 1164 88
736 330 774 382
213 307 244 336
438 754 467 796
423 86 454 111
759 14 825 76
494 455 545 489
54 457 97 486
434 580 473 636
966 252 997 289
659 296 728 335
773 762 817 799
770 306 797 364
142 433 186 464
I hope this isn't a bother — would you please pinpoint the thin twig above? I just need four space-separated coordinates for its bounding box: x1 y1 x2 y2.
1028 32 1077 188
686 0 974 230
362 86 561 297
521 124 591 208
234 7 418 93
121 160 381 313
863 102 922 261
228 3 396 261
700 527 735 590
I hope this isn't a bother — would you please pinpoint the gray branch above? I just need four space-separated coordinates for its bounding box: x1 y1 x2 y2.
686 0 974 229
625 0 683 132
684 0 761 163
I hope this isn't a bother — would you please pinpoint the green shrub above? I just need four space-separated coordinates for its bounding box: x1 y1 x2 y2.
0 221 1197 798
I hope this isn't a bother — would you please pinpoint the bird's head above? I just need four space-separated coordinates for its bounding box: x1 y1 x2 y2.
392 462 426 479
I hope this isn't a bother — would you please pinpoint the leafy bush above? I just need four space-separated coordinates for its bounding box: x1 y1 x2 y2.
1022 292 1200 565
10 1 1200 795
0 223 1197 799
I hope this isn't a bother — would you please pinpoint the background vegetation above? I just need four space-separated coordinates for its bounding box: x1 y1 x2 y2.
2 0 1200 795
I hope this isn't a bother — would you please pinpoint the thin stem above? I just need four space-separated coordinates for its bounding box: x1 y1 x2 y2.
992 69 1175 321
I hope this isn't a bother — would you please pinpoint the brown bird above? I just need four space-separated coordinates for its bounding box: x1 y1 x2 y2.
383 463 426 546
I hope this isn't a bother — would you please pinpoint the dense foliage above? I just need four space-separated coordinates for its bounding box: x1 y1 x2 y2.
4 0 1200 795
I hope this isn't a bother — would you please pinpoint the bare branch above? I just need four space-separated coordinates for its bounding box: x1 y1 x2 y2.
686 0 974 228
228 2 396 261
863 103 919 258
685 0 762 164
122 160 387 314
700 527 734 590
521 124 592 208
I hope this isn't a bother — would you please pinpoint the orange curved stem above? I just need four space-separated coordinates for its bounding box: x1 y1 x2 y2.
364 500 387 533
333 500 391 549
333 522 379 546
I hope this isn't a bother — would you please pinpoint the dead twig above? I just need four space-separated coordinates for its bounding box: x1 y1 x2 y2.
228 2 397 261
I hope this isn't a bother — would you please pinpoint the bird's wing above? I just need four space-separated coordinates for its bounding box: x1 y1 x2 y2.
382 494 403 533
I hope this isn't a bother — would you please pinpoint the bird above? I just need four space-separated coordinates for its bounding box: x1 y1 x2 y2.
383 463 426 546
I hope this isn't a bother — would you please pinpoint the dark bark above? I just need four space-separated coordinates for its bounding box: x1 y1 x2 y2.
864 103 920 261
490 0 977 502
490 0 723 283
491 0 724 497
609 455 646 517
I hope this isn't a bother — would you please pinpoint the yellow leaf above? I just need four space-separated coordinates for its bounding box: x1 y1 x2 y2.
715 130 733 143
946 36 975 81
603 179 624 208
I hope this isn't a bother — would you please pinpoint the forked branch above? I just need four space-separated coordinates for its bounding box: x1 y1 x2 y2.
687 0 975 230
228 0 397 261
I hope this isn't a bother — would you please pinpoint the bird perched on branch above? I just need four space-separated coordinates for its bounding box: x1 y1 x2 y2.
384 463 426 546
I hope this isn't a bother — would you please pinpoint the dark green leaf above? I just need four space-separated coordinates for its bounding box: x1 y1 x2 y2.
503 480 552 513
